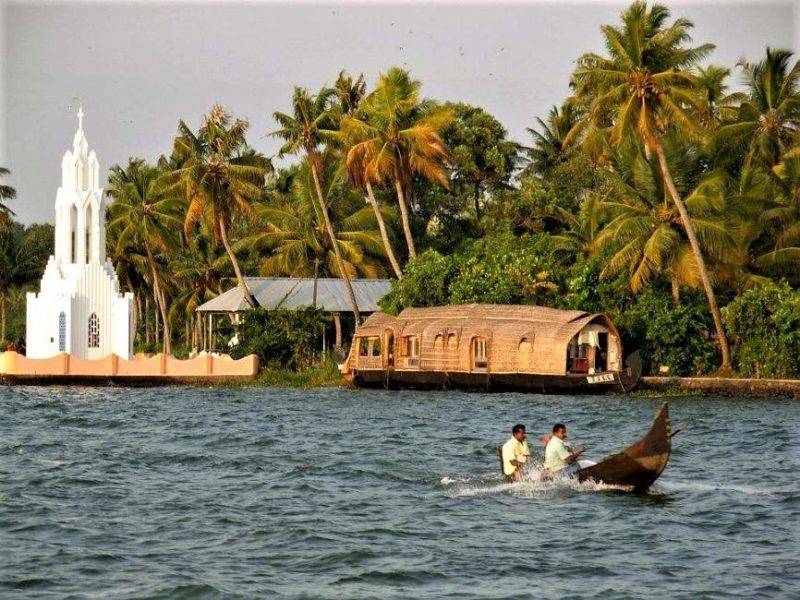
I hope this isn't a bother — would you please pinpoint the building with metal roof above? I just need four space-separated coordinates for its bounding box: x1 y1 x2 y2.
195 277 392 314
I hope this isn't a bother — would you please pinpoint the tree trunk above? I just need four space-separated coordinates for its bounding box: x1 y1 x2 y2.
1 293 6 342
308 151 361 325
145 295 150 345
219 216 259 309
144 239 171 355
366 181 403 279
654 141 732 372
132 293 140 346
154 295 160 347
671 276 680 305
394 176 416 259
333 312 342 349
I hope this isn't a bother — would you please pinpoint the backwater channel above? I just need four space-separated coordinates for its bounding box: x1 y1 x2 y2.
1 387 798 598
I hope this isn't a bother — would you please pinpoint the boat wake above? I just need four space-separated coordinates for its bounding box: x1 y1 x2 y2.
440 466 632 498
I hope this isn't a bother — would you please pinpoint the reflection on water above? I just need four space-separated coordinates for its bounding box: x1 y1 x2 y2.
0 387 798 598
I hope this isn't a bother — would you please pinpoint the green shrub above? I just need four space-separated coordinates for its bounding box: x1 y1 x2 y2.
624 288 717 376
230 307 329 371
722 282 800 378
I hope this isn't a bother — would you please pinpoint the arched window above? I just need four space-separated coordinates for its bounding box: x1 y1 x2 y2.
471 337 488 371
85 203 93 263
434 334 445 352
88 313 100 348
517 337 534 371
69 204 78 263
58 312 66 352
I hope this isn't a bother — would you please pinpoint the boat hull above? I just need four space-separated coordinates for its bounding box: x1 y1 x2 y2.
576 403 671 492
350 367 637 394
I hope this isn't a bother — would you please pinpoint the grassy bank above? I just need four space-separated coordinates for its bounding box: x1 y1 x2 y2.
216 358 349 389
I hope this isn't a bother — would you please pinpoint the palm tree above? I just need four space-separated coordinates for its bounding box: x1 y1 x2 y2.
333 70 367 117
339 123 404 279
245 154 389 280
593 141 737 303
342 67 451 259
525 102 580 175
165 105 271 309
0 224 44 340
695 65 746 129
272 86 362 323
753 151 800 281
567 0 733 371
169 228 230 351
107 158 183 354
715 48 800 168
0 167 17 227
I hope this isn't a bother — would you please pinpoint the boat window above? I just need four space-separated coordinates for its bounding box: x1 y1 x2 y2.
518 337 533 370
447 333 457 348
405 336 420 367
371 337 382 357
434 334 445 352
471 337 488 371
359 338 370 356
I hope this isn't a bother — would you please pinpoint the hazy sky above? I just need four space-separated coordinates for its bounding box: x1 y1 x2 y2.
2 0 798 225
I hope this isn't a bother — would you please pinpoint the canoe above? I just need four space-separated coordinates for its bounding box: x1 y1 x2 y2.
576 403 672 492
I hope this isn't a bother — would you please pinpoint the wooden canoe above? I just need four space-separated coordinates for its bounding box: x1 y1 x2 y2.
577 403 672 492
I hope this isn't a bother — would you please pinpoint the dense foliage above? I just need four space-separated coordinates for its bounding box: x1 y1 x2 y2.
230 307 329 370
2 1 799 377
722 284 800 378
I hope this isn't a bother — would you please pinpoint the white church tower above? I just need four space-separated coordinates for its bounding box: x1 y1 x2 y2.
26 108 134 360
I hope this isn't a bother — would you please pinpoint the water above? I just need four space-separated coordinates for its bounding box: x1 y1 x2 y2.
1 387 798 599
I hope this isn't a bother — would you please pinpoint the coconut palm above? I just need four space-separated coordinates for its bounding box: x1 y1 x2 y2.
107 158 183 354
715 48 800 168
333 70 367 117
272 86 362 323
593 141 737 303
567 0 733 371
525 102 580 175
164 105 271 309
342 67 451 260
695 65 746 129
753 151 800 281
245 154 389 280
0 224 45 340
339 122 404 279
0 167 17 227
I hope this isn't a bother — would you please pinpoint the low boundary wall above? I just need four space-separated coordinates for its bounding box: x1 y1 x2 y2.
0 351 259 384
641 376 800 399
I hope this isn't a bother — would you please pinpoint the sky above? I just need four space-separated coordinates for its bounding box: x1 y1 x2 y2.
1 0 798 225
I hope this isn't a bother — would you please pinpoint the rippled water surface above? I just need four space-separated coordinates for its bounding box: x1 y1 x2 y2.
1 387 798 598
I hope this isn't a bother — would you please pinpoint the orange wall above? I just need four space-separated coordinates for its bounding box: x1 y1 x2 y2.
0 351 258 379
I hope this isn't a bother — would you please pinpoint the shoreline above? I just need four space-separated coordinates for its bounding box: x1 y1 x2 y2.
3 370 800 397
638 376 800 399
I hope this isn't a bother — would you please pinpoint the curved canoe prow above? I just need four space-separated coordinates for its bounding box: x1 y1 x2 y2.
577 403 671 492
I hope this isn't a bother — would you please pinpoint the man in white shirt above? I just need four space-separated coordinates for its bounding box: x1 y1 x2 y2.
544 423 586 474
501 424 530 481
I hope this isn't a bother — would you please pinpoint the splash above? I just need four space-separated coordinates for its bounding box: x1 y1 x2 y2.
441 465 632 498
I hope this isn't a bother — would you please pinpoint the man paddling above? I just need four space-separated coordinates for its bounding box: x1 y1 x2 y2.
544 423 586 475
501 424 530 481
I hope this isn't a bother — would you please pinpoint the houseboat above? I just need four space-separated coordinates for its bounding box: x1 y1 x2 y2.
342 304 641 393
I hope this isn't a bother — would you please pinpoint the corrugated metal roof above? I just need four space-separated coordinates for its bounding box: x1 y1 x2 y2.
195 277 392 313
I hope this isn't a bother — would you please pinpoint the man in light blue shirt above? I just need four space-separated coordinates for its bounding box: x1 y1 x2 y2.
544 423 586 475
